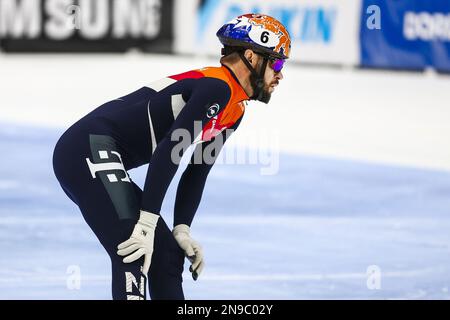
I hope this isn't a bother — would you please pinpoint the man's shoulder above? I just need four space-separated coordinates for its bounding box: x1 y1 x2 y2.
169 66 231 88
145 67 229 92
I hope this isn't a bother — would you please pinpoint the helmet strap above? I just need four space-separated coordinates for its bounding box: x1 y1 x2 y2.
238 51 268 101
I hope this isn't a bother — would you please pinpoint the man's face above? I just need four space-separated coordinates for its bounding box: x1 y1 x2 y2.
254 54 284 103
264 58 284 95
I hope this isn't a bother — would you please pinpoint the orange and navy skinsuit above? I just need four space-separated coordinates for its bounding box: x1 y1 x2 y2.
52 65 249 300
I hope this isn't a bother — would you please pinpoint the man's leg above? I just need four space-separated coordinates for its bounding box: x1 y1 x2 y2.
130 183 185 300
108 219 148 300
76 190 148 300
54 133 185 299
76 181 186 300
54 133 148 299
148 217 185 300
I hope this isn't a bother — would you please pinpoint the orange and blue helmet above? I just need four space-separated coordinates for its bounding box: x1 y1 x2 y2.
216 13 291 60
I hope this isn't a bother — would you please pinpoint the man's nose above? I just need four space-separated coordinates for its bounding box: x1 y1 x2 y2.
276 71 284 80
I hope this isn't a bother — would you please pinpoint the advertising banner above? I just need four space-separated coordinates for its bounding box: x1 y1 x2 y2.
360 0 450 72
175 0 361 66
0 0 173 52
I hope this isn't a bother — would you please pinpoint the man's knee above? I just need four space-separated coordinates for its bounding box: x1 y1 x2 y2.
151 222 185 279
111 258 147 300
148 254 185 300
148 227 185 300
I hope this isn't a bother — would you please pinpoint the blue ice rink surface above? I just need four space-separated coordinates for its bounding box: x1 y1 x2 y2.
1 123 450 300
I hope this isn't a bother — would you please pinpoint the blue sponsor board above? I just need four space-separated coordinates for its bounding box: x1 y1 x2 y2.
198 0 337 45
360 0 450 72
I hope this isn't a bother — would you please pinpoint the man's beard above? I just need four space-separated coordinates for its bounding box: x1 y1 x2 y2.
259 87 272 104
249 73 272 104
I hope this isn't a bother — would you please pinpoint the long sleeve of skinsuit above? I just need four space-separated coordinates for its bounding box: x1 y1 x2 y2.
173 116 243 227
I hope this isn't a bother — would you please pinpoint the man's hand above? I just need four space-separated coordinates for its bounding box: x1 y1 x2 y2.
117 211 159 274
173 224 204 280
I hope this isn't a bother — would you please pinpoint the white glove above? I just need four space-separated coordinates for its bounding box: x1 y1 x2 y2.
173 224 204 281
117 210 159 274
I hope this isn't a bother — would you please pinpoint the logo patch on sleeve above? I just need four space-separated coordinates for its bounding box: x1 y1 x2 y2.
206 103 220 118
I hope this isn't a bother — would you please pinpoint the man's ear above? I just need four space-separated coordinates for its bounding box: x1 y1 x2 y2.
244 49 257 67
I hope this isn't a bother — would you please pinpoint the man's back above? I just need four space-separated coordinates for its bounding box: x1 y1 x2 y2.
69 65 248 170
